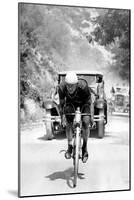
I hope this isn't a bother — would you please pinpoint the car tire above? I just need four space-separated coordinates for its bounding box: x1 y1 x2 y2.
97 109 104 138
44 109 54 140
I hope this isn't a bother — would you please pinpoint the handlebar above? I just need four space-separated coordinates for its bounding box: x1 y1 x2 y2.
65 113 91 116
65 107 91 124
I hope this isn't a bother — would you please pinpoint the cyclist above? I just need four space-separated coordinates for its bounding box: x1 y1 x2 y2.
58 71 95 163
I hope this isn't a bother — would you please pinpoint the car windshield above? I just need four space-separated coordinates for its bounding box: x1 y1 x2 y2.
115 94 124 106
59 74 97 86
78 75 96 86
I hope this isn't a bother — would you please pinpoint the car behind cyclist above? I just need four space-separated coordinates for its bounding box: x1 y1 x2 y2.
58 71 95 163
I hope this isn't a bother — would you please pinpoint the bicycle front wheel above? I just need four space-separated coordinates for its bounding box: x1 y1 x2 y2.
73 126 81 187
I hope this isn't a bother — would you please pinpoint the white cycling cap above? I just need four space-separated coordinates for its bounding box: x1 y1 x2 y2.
65 71 78 84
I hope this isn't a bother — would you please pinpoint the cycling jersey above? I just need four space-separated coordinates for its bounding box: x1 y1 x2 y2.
58 79 92 111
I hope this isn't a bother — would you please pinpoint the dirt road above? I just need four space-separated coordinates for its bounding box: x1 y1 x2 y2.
19 114 130 197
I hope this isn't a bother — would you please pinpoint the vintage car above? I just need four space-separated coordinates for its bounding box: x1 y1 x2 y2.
110 86 129 114
112 93 129 113
43 71 107 139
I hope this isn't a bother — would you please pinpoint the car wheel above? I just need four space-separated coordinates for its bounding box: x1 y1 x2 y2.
97 109 104 138
44 109 54 140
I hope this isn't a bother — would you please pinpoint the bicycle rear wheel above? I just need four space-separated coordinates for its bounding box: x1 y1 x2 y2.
73 127 81 187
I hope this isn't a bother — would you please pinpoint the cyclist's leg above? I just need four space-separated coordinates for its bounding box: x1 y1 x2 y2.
66 122 73 146
82 115 90 149
64 103 75 159
81 104 91 163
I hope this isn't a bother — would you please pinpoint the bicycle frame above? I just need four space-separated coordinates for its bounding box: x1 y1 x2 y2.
66 107 90 187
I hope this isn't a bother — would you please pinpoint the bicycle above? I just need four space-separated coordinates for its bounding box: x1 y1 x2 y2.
44 104 91 187
65 106 91 187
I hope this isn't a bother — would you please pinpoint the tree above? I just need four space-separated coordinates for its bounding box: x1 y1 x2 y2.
91 9 130 81
19 3 72 107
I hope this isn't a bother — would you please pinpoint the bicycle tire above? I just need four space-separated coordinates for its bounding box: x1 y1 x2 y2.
73 126 81 187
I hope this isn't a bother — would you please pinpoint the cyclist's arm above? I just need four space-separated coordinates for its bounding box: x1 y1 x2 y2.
58 85 66 115
90 101 94 123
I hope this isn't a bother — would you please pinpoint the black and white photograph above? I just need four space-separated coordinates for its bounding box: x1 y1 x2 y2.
18 2 130 198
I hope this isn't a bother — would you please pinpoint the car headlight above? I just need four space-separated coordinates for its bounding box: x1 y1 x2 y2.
44 100 53 109
96 99 104 109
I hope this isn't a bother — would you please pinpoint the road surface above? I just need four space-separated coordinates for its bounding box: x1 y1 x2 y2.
20 114 130 197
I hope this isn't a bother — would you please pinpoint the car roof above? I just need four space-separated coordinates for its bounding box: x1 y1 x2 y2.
115 92 129 96
58 70 103 76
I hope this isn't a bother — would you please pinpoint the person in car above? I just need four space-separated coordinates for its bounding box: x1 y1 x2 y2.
58 71 95 163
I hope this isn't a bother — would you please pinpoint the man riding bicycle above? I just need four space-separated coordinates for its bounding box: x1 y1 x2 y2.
58 71 95 163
